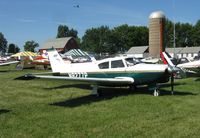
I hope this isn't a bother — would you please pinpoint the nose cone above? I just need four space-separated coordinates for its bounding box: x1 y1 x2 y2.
167 66 181 74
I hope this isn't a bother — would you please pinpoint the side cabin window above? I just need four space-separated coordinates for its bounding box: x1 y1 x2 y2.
98 62 109 69
111 60 124 68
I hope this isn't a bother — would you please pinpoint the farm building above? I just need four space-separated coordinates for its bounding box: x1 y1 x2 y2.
126 46 149 58
166 47 200 60
127 46 200 60
39 37 79 54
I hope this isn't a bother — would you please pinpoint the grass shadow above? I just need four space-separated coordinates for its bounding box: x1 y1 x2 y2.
159 82 186 88
14 75 37 80
44 84 91 90
159 89 197 96
0 109 10 115
195 78 200 81
0 70 17 73
0 70 9 73
50 85 196 108
50 87 134 108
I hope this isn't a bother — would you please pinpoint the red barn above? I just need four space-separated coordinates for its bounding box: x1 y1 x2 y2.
39 37 79 54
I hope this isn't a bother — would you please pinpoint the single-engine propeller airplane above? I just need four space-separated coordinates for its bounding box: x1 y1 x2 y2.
25 48 181 96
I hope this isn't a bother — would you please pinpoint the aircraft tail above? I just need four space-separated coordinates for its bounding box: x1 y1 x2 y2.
161 52 175 67
47 48 68 73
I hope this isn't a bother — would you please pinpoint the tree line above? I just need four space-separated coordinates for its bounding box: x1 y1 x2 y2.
1 19 200 55
55 19 200 54
164 19 200 48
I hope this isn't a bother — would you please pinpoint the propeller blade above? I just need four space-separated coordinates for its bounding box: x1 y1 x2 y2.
178 67 187 78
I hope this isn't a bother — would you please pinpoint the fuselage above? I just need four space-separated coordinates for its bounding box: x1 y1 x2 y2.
57 56 170 85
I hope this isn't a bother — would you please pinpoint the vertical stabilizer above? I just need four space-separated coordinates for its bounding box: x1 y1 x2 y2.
47 48 67 72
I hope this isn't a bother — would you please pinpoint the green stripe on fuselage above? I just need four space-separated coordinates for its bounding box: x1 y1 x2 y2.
87 71 167 85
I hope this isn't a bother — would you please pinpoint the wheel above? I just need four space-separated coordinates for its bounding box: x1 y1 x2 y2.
153 89 160 96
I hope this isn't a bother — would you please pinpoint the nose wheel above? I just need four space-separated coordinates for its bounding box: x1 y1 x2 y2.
153 89 160 96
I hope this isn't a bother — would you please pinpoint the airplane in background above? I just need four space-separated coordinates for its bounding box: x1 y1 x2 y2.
25 48 181 96
162 52 200 77
29 55 50 66
0 61 19 66
15 55 50 70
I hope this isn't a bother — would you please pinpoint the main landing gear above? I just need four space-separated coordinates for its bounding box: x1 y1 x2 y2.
91 85 100 97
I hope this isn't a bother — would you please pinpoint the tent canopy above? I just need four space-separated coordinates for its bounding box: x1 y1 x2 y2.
11 51 39 57
62 49 89 57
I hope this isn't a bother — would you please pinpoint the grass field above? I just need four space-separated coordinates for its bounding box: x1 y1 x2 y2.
0 65 200 138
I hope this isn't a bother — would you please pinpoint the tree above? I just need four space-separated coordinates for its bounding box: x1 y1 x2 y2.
15 46 20 53
175 22 193 47
68 28 78 38
192 20 200 46
8 43 20 53
165 19 193 48
8 43 15 53
0 32 8 55
81 26 112 54
164 19 174 48
57 25 69 38
111 24 148 52
24 40 39 52
56 25 78 38
81 25 149 54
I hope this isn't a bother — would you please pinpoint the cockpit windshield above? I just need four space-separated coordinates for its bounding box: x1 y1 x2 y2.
125 57 141 66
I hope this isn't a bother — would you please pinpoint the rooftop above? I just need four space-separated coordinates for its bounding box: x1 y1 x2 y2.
41 37 73 49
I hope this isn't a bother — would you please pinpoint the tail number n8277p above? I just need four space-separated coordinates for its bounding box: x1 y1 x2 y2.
68 72 88 78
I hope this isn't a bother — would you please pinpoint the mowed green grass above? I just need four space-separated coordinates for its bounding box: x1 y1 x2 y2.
0 65 200 138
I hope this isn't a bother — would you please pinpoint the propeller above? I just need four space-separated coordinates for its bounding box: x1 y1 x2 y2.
162 52 186 94
168 66 186 95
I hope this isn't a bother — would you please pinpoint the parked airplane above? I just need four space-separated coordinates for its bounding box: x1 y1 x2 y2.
162 52 200 76
25 48 181 96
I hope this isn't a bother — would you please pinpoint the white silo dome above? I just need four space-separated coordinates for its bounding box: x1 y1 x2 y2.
149 11 165 19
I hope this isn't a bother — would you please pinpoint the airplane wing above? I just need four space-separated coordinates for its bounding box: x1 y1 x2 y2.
0 61 19 66
25 74 134 85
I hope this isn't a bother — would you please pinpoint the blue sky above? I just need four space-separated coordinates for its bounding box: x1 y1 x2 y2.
1 0 200 50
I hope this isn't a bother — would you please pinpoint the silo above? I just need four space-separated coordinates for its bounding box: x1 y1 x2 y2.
149 11 165 58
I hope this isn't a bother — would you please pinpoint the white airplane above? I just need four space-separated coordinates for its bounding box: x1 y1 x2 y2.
25 48 181 96
162 52 200 76
0 61 19 66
